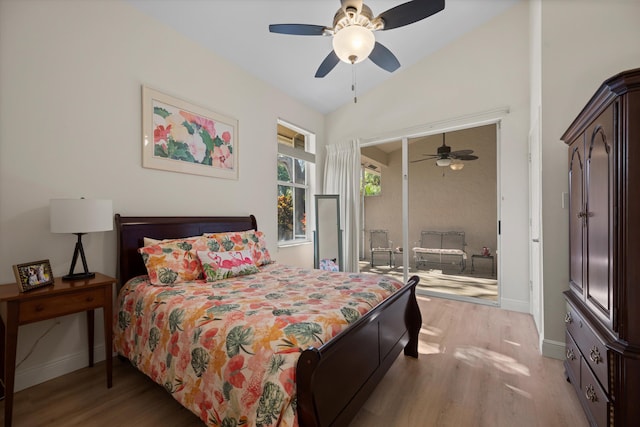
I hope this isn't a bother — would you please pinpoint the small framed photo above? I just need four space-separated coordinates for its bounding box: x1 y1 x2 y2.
13 260 54 292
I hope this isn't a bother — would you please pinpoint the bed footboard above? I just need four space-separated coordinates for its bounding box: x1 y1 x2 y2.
296 275 421 427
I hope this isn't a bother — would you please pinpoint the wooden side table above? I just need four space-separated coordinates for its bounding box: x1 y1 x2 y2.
0 273 115 427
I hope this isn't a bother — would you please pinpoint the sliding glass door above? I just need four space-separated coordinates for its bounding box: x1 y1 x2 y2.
360 139 404 282
360 124 500 305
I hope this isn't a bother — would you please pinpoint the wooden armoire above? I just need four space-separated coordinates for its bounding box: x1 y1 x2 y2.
561 68 640 426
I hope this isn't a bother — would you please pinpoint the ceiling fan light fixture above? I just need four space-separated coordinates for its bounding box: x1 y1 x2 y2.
332 25 375 64
450 160 464 171
436 158 452 167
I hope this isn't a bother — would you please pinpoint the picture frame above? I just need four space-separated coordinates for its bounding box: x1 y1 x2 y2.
12 259 55 292
142 86 239 180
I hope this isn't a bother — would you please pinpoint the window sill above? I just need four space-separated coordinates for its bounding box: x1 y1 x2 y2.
278 240 313 249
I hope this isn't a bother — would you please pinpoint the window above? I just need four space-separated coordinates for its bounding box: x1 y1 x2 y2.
362 165 381 196
277 121 315 244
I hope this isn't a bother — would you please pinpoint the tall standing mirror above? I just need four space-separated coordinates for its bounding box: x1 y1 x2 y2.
314 194 343 271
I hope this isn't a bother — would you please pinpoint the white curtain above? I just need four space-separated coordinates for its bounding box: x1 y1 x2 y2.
323 140 361 272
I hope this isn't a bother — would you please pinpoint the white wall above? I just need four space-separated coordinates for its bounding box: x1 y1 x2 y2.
528 0 543 344
325 1 531 312
0 0 323 390
538 0 640 357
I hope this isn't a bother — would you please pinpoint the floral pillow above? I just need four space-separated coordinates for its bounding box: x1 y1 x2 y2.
197 250 259 282
203 230 272 266
252 230 273 266
138 237 208 286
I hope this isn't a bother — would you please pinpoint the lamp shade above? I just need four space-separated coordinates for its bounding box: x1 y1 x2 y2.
436 158 452 167
50 199 113 234
450 161 464 171
332 25 375 64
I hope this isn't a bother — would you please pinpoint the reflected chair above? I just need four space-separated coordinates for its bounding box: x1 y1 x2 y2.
370 230 393 267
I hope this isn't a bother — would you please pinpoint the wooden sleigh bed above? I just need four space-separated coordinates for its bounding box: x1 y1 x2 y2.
115 214 422 427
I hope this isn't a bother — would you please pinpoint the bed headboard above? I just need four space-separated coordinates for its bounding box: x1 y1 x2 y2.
115 214 258 288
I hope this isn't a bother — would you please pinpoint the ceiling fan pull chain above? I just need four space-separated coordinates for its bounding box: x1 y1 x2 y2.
352 63 357 103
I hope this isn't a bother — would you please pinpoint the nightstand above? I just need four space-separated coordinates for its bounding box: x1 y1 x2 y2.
0 273 115 427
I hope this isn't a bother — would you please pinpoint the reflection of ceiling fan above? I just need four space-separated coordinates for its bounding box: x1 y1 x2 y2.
411 134 478 170
269 0 445 78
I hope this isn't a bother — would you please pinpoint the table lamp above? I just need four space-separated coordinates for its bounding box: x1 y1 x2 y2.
50 198 113 280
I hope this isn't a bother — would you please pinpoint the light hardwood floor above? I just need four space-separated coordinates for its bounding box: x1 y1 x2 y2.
1 296 588 427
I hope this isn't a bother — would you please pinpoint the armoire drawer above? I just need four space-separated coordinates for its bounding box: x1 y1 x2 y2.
578 327 609 394
565 330 581 385
581 358 611 427
565 304 585 346
565 304 609 393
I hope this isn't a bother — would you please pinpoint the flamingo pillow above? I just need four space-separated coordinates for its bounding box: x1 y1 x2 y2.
197 250 259 282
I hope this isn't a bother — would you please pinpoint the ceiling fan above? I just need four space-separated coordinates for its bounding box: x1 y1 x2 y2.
411 134 478 170
269 0 446 78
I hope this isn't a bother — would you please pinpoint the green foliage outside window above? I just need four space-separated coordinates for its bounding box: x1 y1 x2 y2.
362 170 381 196
277 134 309 243
278 163 290 182
278 188 293 240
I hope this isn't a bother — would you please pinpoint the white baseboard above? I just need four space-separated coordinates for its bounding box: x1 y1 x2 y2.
500 297 530 313
14 344 106 392
541 338 565 360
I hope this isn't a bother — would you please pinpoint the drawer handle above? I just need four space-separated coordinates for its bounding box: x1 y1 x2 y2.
590 347 602 364
585 384 598 403
564 312 573 324
35 304 45 312
85 296 94 302
566 348 576 361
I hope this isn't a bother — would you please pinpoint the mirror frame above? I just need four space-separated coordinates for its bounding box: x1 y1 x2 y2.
313 194 343 271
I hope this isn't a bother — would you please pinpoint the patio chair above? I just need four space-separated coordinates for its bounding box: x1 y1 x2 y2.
370 229 393 267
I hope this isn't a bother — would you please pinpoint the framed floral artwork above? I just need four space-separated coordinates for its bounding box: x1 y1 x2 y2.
142 86 238 179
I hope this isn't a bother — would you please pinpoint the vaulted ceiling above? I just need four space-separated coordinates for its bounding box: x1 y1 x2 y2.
128 0 520 114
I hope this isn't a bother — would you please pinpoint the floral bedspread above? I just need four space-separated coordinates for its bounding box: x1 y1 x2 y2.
114 263 403 427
